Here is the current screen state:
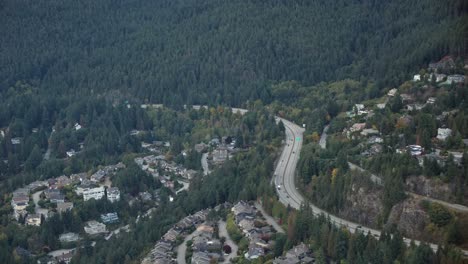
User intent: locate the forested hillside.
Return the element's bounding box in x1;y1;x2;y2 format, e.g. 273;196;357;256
1;0;466;105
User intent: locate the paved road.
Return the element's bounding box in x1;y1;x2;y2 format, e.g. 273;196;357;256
347;162;468;213
176;230;200;264
409;192;468;213
273;119;446;252
347;162;384;186
319;125;329;149
188;105;465;254
218;221;238;263
254;202;284;234
201;153;210;176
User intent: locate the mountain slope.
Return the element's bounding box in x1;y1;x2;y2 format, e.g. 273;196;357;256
0;0;466;105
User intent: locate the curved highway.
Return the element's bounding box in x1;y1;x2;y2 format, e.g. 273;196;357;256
273;118;443;252
189;105;459;253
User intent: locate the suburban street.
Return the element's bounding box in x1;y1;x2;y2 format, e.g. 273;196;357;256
176;229;200;264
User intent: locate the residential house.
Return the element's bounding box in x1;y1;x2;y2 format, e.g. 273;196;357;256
59;232;81;243
139;191;152;201
45;189;65;203
83;186;105;201
413;74;421;81
191;251;212;264
238;219;256;234
400;93;414;103
70;172;87;184
57;202;73;213
56;175;72;188
163;228;181;242
274;242;314;264
11;137;21;145
90;170;106;183
407;145;423;156
353;104;368;116
107;187;120;202
66;149;76;157
437;128;452;141
192;234;210;252
406;103;425;111
232;201;255;223
213;147;228;165
427;97;436;104
350;123;366;132
376;103;386;109
56;251;74;264
447;74;465;84
74;123;82;130
387;88;397;97
245;243;265;260
101;212;119;224
84;220;107;235
26;214;41;226
11;195;29;213
429;73;446;82
75;180;95;195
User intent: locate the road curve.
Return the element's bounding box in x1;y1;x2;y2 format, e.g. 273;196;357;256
273;118;444;252
188;105;462;253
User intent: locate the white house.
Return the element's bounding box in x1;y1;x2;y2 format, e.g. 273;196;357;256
387;88;397;97
25;214;41;226
84;220;107;235
74;123;82;131
107;187;120;203
66;149;76;157
83;186;105;201
413;74;421;81
437;128;452;141
447;75;465;84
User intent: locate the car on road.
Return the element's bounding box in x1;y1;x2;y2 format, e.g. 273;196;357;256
277;185;281;190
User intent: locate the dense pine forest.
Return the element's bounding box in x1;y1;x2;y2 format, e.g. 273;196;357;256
1;0;467;106
1;0;468;263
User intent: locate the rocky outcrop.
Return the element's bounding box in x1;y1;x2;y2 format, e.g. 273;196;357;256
339;183;382;228
387;197;430;240
406;175;467;206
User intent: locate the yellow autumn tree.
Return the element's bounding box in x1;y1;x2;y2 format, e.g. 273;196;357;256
331;168;339;186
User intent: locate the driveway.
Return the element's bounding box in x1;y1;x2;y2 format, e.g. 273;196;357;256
254;202;284;233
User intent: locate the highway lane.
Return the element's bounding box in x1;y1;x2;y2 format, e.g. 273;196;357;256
273;119;444;252
188;105;453;253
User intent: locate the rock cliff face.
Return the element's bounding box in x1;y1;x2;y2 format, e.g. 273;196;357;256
387;197;430;240
406;175;468;206
339;183;382;229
